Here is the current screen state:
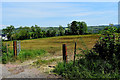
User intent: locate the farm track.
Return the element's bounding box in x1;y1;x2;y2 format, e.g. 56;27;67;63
1;52;63;79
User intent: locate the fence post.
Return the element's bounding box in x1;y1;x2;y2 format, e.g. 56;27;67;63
73;42;77;65
19;41;21;51
17;41;21;56
13;41;17;57
63;44;67;63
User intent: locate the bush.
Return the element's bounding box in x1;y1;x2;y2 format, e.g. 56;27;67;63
2;43;14;64
54;27;120;79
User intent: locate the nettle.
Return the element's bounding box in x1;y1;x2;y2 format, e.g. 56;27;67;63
93;27;120;60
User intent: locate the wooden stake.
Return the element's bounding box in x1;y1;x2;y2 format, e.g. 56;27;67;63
13;41;17;57
74;42;76;65
63;44;67;63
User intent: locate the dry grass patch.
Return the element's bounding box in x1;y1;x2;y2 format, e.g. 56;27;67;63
3;34;100;56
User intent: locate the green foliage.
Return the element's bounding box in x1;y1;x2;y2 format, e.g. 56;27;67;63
54;27;120;79
102;26;117;34
58;25;64;36
68;21;87;35
2;44;14;64
2;21;88;41
2;25;15;40
46;27;57;37
117;27;120;33
93;27;119;60
33;58;58;67
54;53;120;79
17;49;46;62
2;49;46;64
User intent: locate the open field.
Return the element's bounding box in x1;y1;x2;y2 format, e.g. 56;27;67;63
3;34;100;56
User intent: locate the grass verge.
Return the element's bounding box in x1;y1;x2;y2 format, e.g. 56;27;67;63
2;49;47;64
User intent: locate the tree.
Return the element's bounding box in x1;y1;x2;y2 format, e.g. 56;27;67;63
70;21;79;35
58;25;64;36
2;25;15;40
31;26;35;32
51;30;57;37
34;25;42;38
46;30;51;37
79;22;87;35
42;30;46;37
68;21;87;35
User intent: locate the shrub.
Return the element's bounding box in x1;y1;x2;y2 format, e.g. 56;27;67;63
54;27;120;79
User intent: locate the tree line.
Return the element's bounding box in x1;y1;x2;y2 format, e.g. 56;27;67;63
2;21;88;41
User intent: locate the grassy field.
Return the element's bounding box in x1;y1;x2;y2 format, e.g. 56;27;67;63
3;34;100;56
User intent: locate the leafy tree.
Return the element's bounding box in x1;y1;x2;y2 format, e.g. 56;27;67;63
34;25;42;38
79;22;87;34
70;21;79;35
42;30;46;37
19;29;30;40
51;29;57;37
31;26;35;32
46;30;51;37
2;25;15;40
46;27;57;37
58;25;64;36
68;21;87;35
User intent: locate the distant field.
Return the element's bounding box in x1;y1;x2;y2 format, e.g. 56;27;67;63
3;34;100;56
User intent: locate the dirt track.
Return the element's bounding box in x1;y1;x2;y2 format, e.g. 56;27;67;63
1;54;62;79
2;64;48;78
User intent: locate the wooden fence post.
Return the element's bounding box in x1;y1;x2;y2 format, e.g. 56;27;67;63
73;42;76;65
63;44;67;63
13;41;17;57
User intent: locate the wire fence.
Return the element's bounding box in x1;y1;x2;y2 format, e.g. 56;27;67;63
17;41;21;56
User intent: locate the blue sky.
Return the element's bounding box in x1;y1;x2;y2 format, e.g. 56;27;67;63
2;2;118;29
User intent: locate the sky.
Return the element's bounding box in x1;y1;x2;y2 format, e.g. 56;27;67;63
1;2;118;29
1;0;119;2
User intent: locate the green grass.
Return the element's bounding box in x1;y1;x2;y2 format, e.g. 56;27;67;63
0;56;2;63
33;58;60;66
2;49;46;64
17;49;46;62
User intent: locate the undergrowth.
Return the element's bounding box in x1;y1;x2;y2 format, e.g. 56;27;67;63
54;27;120;79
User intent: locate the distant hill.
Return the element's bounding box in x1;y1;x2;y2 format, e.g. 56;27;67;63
87;24;120;33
